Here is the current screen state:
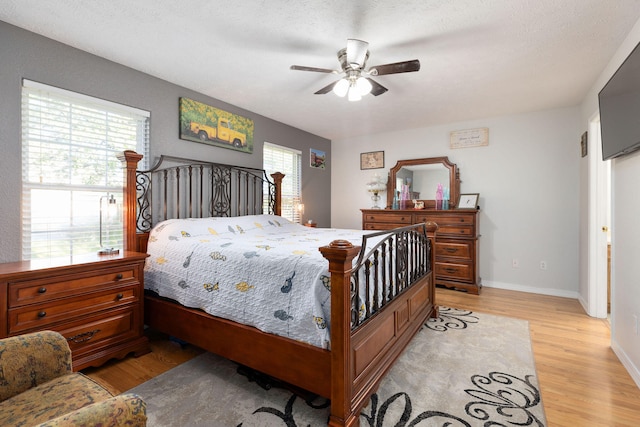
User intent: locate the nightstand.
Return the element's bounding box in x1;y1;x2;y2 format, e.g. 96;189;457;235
0;251;150;370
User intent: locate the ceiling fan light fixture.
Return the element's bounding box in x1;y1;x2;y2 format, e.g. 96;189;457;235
356;76;372;96
333;78;349;97
347;84;362;102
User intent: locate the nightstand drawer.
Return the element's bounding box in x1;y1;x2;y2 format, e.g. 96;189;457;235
435;261;473;282
8;285;138;334
435;241;472;260
8;266;137;308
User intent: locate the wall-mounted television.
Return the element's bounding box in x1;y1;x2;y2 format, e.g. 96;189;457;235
598;41;640;161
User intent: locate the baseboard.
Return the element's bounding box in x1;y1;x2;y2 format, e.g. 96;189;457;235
611;338;640;389
482;280;579;299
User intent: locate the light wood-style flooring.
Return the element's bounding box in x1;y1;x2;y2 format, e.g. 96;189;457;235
84;287;640;426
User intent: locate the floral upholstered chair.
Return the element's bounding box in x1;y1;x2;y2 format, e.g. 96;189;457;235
0;330;147;426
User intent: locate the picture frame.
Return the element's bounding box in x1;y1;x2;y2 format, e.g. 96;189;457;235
581;131;588;157
179;97;254;154
450;128;489;149
458;193;479;209
310;148;326;169
360;151;385;170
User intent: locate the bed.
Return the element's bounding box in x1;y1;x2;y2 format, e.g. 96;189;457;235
118;150;438;427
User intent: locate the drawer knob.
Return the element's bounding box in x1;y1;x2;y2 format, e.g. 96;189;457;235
37;287;47;294
37;311;46;318
116;293;124;300
444;267;458;273
444;248;457;254
115;273;123;280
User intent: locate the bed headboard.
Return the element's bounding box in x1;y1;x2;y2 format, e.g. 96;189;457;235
118;150;283;252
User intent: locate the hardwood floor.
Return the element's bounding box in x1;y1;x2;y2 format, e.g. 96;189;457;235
84;287;640;426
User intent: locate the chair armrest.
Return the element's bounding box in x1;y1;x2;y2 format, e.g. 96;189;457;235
0;330;72;402
36;393;147;427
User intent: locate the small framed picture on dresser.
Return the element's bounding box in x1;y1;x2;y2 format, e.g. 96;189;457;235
458;193;479;209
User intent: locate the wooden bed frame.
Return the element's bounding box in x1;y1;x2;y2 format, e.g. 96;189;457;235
119;150;437;427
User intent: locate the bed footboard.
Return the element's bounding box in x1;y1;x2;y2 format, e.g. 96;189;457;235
320;223;437;427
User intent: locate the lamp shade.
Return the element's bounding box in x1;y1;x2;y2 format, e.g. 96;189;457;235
355;77;372;96
333;79;349;97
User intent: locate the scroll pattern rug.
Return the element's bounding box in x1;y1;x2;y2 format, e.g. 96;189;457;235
129;308;546;426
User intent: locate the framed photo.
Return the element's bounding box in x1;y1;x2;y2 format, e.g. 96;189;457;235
458;193;479;209
310;148;326;169
581;131;588;157
360;151;384;170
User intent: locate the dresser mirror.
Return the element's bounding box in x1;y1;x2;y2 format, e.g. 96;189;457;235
386;157;460;209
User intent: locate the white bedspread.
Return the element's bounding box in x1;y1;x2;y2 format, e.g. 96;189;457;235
144;215;373;349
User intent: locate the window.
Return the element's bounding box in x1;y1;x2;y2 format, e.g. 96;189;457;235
263;142;302;223
21;80;149;259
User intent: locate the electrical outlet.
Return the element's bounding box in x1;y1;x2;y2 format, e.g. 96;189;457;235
540;261;547;270
512;259;519;268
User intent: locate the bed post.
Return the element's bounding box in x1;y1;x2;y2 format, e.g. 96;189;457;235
319;240;362;427
270;172;284;216
118;150;143;252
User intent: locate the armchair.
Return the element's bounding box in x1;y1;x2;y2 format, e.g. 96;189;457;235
0;330;146;426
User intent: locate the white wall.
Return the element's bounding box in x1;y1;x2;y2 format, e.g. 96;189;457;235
580;17;640;388
332;107;581;298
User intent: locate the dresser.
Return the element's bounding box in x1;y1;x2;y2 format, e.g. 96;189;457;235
0;251;150;370
362;208;481;294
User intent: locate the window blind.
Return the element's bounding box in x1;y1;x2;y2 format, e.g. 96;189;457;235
263;142;302;223
21;80;150;259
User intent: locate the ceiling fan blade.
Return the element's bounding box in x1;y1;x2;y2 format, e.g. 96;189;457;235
314;80;339;95
346;39;369;68
290;65;338;74
367;78;388;96
368;59;420;76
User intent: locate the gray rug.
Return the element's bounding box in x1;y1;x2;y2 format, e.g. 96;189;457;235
129;308;546;426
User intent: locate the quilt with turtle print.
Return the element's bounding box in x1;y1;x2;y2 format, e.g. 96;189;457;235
144;214;384;349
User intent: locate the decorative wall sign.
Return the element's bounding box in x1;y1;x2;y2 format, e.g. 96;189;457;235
360;151;385;170
179;97;254;153
310;148;326;169
450;128;489;149
581;131;588;157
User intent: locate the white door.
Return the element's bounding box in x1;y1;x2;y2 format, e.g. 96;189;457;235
588;116;610;318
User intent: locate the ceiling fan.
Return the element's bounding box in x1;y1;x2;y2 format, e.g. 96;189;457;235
290;39;420;101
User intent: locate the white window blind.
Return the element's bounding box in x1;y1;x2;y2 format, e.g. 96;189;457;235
21;80;150;259
263;142;302;223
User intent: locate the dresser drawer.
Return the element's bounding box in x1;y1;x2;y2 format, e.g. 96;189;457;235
8;285;138;334
434;224;474;236
416;213;474;226
435;241;472;260
364;222;408;231
59;307;138;354
8;266;137;308
363;213;412;224
435;261;473;282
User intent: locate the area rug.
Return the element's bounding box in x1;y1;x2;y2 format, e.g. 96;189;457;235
129;308;546;426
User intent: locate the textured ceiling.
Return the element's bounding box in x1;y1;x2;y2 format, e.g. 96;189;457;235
1;0;639;140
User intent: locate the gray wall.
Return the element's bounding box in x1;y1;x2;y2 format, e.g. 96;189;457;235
0;21;331;263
